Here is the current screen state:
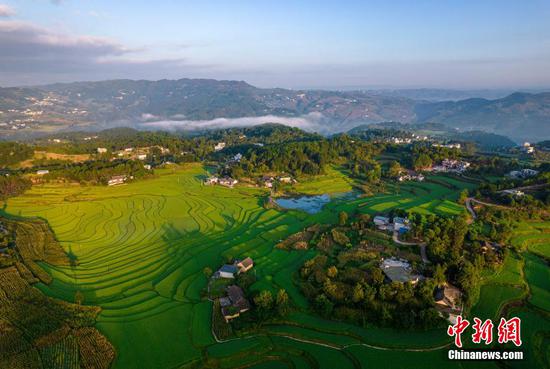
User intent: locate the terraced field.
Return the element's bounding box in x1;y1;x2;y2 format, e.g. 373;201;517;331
3;164;500;369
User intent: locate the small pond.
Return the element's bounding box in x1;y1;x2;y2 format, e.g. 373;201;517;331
274;191;358;214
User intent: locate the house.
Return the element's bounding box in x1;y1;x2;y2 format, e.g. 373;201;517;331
380;257;423;284
221;285;250;322
232;153;243;162
508;169;539;179
217;264;238;279
373;216;391;230
214;142;226;151
522;142;535;154
392;217;410;233
204;176;219;185
97;147;107;154
278;176;293;183
137;154;147;160
36;170;49;175
144;165;152;170
236;257;254;273
108;175;127;186
434;284;462;313
218;177;238;187
124;148;134;152
261;175;274;188
398;170;424;182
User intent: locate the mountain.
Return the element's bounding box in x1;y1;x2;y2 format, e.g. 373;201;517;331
0;78;548;142
415;92;550;142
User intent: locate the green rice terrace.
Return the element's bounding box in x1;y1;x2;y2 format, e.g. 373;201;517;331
2;163;548;369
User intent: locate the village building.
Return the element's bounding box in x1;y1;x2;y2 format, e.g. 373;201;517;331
236;257;254;273
277;176;293;183
392;217;411;233
36;170;49;175
204;176;219;185
373;215;391;230
221;285;250;322
218;177;238;187
508;168;539;179
232;153;243;162
261;175;274;188
214;142;226;151
108;175;127;186
432;159;470;173
380;257;423;284
144;165;152;170
137;154;147;160
398;170;424;182
217;264;238;279
97;147;107;154
434;284;463;323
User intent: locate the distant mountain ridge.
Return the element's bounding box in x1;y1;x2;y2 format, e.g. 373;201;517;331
0;78;548;142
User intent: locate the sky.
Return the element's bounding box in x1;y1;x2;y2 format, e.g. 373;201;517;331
0;0;549;89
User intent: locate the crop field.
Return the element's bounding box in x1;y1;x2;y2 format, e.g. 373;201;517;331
470;222;550;368
3;164;513;368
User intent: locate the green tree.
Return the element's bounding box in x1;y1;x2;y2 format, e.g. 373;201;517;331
413;154;433;171
276;289;290;316
338;211;348;226
388;161;402;178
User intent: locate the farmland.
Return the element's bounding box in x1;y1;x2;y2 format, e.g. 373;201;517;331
2;163;546;369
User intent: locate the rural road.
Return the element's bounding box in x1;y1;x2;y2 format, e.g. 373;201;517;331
465;197;509;222
392;231;429;264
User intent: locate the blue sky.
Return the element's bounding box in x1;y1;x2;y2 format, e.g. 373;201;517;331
0;0;549;88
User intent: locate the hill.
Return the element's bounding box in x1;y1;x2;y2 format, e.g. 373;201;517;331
0;79;549;142
415;92;550;142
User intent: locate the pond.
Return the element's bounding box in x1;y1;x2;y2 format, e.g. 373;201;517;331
274;191;358;214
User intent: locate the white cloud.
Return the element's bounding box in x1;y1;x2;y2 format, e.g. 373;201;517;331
0;4;15;17
140;112;327;132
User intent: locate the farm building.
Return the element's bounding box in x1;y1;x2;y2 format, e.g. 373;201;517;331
380;257;423;284
434;284;463;323
218;177;238;187
392;217;411;233
236;257;254;273
221;285;250;322
278;176;293;183
214;142;226;151
373;216;391;230
108;175;127;186
204;176;219;185
508;169;539;179
217;264;238;279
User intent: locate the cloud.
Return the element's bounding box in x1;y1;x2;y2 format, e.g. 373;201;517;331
139;112;327;132
0;4;15;17
0;20;214;86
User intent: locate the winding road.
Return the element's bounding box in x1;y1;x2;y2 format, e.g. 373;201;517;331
392;231;430;264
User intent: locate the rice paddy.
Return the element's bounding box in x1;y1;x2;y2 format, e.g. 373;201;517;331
3;163;543;369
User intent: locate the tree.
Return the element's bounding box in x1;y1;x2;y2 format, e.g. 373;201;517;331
254;290;273;310
203;267;213;278
338;211;348;226
433;264;446;287
458;189;469;204
327;266;338;278
413;154;433;171
314;294;333;317
388;161;402;178
276;289;290;316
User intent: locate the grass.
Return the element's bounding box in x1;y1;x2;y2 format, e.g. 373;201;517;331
4;164;523;369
